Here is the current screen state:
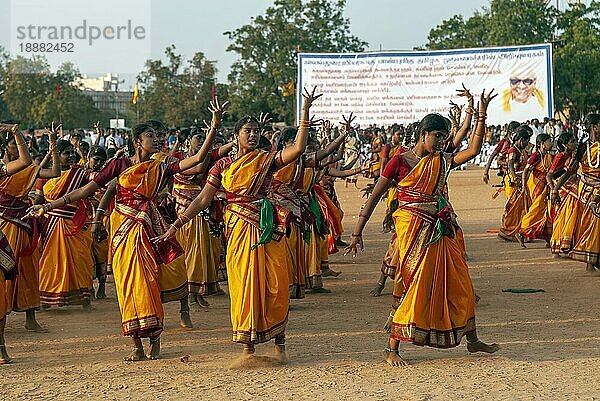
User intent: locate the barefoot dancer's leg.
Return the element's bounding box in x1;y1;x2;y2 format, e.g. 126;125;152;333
148;335;160;360
124;337;146;361
274;334;288;364
197;294;210;307
0;316;11;364
25;309;47;333
242;344;255;355
96;262;107;299
179;298;193;328
384;338;407;367
370;273;387;297
466;331;500;354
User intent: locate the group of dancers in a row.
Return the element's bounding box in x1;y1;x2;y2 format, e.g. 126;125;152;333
0;84;504;367
0;88;371;364
483;116;600;273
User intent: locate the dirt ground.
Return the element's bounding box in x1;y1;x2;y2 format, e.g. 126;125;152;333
3;167;600;400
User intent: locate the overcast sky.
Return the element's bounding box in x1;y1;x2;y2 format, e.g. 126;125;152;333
0;0;583;89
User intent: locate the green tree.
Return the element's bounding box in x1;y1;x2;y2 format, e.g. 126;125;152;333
554;1;600;117
133;46;218;127
225;0;367;124
33;62;101;128
486;0;555;46
0;47;10;121
425;0;554;50
426;13;490;50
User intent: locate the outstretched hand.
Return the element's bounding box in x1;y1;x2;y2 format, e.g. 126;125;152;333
23;204;46;220
208;97;230;128
151;225;177;245
479;89;497;113
340;112;356;134
344;234;364;257
302;86;323;110
456;83;473;101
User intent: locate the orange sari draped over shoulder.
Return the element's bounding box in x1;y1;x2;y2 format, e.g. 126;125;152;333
520;151;553;240
0;165;41;311
39;166;93;306
550;152;580;255
390;153;476;348
208;150;289;344
571;143;600;265
110;159;183;337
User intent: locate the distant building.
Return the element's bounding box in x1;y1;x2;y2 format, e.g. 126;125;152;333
76;73;133;117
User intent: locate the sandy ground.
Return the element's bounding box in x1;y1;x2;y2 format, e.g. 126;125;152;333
3;167;600;401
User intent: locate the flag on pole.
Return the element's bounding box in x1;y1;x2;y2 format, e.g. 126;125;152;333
132;82;139;105
55;83;61;98
281;79;295;97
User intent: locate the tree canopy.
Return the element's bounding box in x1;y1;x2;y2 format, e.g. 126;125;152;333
424;0;600;117
224;0;367;124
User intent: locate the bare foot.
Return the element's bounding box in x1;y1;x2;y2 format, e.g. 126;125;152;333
25;320;49;333
515;233;527;248
385;349;408;367
274;345;288;364
475;294;481;304
467;340;500;354
124;348;146;362
0;345;12;364
242;345;255;356
180;312;194;328
148;338;160;360
197;295;210;307
370;282;385;297
322;268;341;278
82;300;93;311
96;284;107;299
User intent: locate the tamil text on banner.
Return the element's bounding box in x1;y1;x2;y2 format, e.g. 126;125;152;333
297;44;553;126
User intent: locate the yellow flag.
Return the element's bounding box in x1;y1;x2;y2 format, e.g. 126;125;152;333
281;79;295;97
132;82;139;105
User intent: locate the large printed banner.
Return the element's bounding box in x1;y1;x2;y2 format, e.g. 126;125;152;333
297;44;553;126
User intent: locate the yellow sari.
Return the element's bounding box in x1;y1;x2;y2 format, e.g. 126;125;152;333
520;152;553;240
571;143;600;265
390;153;476;348
173;173;222;296
150;152;189;303
110;159;183;337
208;150;289;344
549;152;580;255
499;148;530;240
39;167;93;306
273;159;306;299
0;165;41;311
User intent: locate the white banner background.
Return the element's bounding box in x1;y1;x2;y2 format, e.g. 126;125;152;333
297;44;553;126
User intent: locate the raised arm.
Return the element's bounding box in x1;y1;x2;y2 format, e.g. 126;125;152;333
452;89;497;167
0;123;33;175
178;97;229;172
38;127;61;179
452;85;474;148
278;87;322;166
93;122;102;146
344;176;394;257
